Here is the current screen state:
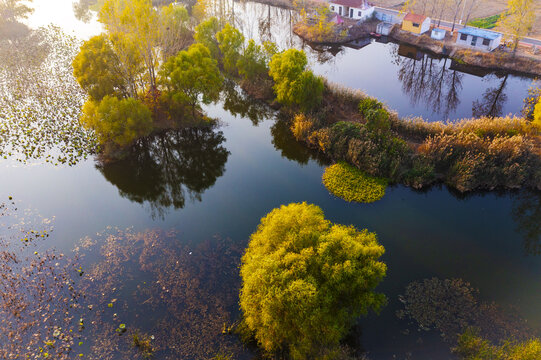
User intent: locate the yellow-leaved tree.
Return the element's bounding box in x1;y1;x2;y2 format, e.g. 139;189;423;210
533;97;541;128
498;0;536;54
239;202;387;359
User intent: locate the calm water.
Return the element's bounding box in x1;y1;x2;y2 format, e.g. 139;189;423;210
1;1;540;359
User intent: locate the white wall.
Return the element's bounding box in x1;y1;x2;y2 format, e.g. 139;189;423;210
456;33;502;51
420;17;431;34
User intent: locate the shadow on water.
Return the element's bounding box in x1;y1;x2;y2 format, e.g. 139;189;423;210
97;127;230;219
512;190;541;256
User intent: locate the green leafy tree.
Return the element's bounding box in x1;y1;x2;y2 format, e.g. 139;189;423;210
269;49;324;111
215;23;244;75
194;17;223;60
159;43;223;116
269;49;307;102
239;202;387;359
291;70;324;112
498;0;536;54
72;34;127;101
237;39;277;81
81;96;153;148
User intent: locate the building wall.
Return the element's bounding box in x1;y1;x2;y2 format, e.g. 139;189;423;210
329;4;344;17
455;33;502;51
402;18;430;34
330;4;374;19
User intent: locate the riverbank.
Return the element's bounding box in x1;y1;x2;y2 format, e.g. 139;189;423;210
388;27;541;77
237;67;541;193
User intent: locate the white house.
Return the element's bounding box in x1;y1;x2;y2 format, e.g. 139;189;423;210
329;0;375;21
431;28;446;40
455;27;502;52
376;22;393;36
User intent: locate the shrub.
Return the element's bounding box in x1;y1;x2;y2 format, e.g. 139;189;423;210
534;99;541;128
358;97;383;117
80;96;153;149
239;202;386;359
291;113;314;141
323;162;388;203
365;108;391;132
455;328;541;360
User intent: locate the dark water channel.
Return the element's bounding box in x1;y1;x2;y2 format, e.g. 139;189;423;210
1;2;540;359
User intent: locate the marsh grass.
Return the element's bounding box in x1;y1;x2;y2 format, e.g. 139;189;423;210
323;162;388;203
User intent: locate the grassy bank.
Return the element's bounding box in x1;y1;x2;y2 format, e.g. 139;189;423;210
242;74;541;193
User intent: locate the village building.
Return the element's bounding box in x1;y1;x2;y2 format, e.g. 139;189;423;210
401;13;431;35
455;27;502;52
431;28;446;40
328;0;375;21
376;22;393;36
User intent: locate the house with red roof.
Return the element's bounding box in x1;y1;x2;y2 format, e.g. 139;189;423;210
328;0;375;21
402;13;431;35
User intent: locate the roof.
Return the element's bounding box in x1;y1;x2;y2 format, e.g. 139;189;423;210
458;27;502;40
404;13;428;23
432;28;446;33
330;0;373;10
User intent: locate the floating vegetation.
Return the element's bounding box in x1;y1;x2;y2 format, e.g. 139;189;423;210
75;228;250;359
397;278;535;344
0;25;98;166
322;162;387;203
0;199;84;359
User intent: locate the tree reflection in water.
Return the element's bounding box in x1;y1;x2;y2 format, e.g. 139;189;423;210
98;126;229;219
271;119;331;167
222;80;275;126
512;190;541;256
395;44;463;119
472;74;509;118
76;228;250;360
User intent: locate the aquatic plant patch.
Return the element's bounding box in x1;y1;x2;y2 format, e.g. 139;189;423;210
322;162;388;203
0;26;97;166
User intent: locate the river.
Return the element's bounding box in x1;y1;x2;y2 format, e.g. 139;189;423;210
0;1;540;359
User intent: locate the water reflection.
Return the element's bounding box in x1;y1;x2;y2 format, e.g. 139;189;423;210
98;127;229;219
270;119;331;167
512;190;541;256
395;44;463;120
472;74;509;118
221;80;275;126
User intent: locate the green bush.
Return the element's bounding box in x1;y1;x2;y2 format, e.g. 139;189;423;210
455;327;541;360
239;202;386;359
365;108;391;132
322;162;388;203
358;97;383;117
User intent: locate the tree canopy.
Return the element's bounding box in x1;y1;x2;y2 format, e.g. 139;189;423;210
498;0;536;52
80;96;153;149
268;49;324;111
239;202;387;359
216;23;244;75
72;34;127;101
159;43;222;115
533;98;541;128
194;17;223;60
236;39;277;81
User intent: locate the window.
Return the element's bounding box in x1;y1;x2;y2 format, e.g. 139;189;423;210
412;22;420;27
482;38;490;46
358;11;362;16
330;5;334;10
460;33;468;41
